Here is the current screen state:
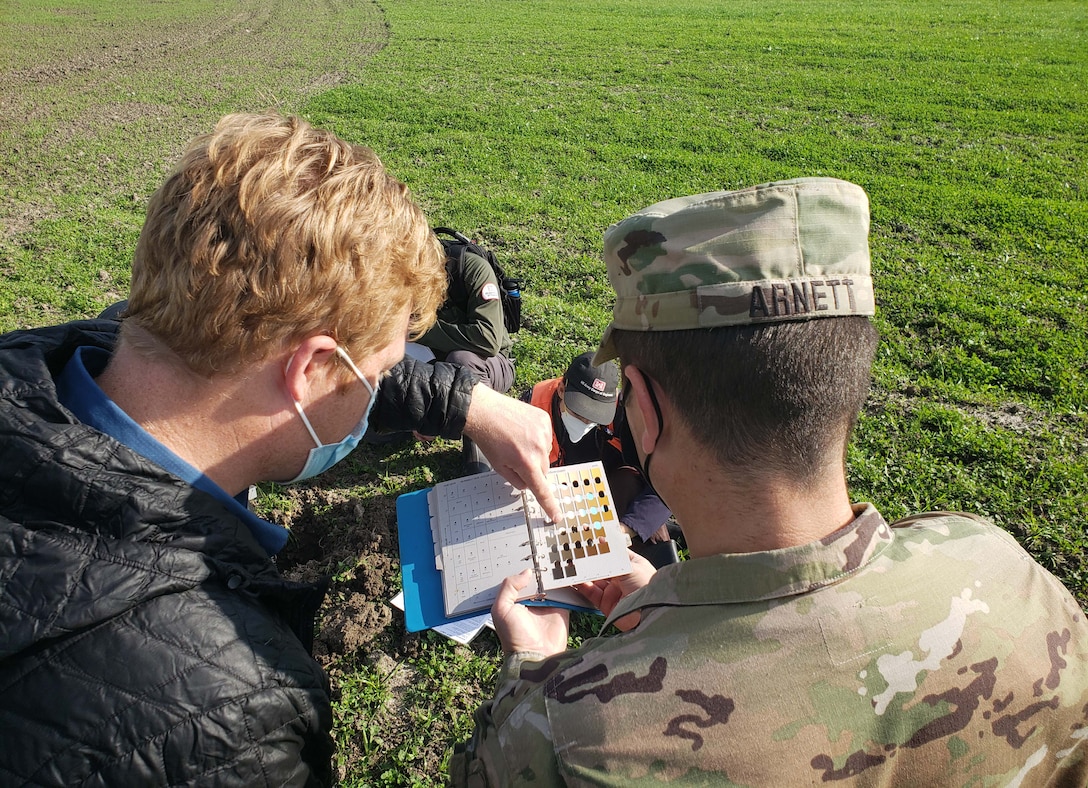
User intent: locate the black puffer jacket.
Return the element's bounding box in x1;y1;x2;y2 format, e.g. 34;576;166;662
0;321;475;786
373;353;476;439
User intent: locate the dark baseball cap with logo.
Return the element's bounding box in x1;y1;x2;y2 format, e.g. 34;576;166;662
563;352;620;426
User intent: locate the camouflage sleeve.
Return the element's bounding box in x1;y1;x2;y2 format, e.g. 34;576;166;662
418;252;507;358
449;651;571;786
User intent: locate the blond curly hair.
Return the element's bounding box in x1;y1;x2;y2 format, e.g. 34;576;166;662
123;112;445;376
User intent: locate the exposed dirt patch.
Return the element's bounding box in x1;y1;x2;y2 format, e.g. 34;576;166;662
266;438;467;781
868;387;1088;454
277;485;403;658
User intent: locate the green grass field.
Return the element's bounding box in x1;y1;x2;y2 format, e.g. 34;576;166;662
2;0;1086;783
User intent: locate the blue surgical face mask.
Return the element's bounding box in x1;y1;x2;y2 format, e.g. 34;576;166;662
283;346;379;484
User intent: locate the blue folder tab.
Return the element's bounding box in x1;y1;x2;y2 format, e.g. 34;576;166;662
397;487;465;632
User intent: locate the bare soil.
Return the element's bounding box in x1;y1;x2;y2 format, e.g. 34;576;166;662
272;440;470;781
271;463;420;662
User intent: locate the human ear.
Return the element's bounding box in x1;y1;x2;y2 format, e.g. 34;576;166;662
622;365;661;455
283;335;339;404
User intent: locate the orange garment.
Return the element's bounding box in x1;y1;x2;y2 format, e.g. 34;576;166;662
528;377;562;465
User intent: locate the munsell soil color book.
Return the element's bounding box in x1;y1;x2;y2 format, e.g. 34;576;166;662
397;461;630;631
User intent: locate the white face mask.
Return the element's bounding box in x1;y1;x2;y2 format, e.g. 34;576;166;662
283;346;378;484
561;409;596;443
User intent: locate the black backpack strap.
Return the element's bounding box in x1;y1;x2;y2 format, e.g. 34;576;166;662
434;227;470;304
434;226;471;245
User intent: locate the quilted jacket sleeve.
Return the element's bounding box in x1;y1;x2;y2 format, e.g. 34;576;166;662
370;357;477;439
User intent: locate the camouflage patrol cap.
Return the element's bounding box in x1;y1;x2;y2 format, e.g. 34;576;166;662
594;177;875;363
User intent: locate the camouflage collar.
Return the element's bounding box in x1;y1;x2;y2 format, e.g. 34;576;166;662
605;504;893;628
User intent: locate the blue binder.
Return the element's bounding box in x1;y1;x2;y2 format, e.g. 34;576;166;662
396;487;599;633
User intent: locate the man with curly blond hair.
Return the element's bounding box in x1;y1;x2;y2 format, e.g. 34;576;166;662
0;112;559;786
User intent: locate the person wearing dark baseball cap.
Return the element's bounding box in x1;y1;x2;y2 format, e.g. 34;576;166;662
453;177;1088;785
521;351;677;561
561;351;620;432
522;352;618;461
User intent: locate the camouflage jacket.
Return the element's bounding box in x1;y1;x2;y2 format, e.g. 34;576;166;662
449;505;1088;786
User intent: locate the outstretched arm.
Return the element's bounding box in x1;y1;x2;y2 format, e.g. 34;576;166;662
371;361;562;523
370;357;475;438
461;383;562;524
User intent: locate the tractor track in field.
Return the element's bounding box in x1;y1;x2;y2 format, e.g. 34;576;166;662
0;0;389;239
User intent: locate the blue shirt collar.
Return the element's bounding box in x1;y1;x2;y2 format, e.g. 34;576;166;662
55;346;289;556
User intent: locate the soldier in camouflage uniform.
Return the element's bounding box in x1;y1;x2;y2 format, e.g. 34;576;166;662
449;178;1088;786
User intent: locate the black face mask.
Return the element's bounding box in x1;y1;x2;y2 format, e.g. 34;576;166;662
618;373;664;492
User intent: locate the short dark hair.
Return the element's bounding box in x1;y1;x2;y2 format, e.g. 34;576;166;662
611;317;878;484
